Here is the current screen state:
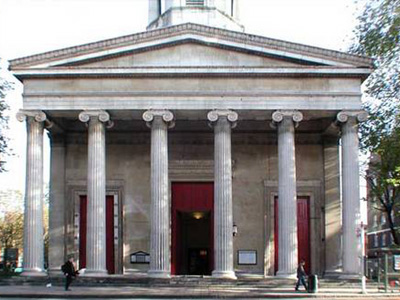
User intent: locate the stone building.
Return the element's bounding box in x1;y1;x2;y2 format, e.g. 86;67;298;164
366;155;399;257
9;0;372;279
367;205;398;256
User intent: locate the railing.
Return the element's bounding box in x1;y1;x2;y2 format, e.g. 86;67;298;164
366;253;400;293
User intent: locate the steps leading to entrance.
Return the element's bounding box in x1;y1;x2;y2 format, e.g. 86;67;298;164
0;275;378;289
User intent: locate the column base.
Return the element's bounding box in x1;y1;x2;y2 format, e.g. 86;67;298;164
212;270;237;280
48;268;65;276
82;269;109;277
275;270;297;279
148;269;171;278
20;268;47;277
324;268;343;279
339;273;362;280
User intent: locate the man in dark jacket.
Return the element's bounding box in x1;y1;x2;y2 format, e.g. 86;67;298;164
295;260;308;291
62;256;78;291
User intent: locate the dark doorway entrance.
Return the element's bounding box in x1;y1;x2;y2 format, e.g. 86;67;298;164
274;196;311;274
79;195;115;274
171;183;214;275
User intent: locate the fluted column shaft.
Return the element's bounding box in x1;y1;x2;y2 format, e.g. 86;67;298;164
272;110;303;278
143;110;174;278
16;110;48;276
337;111;367;277
208;110;238;279
79;110;111;276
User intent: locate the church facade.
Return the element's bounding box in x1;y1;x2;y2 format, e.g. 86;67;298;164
10;0;372;279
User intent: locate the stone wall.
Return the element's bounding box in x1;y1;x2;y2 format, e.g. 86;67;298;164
61;131;331;275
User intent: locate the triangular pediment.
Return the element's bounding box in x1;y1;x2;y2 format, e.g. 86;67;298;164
10;23;373;70
74;42;303;68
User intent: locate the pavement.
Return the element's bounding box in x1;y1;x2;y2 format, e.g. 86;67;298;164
0;284;400;299
1;275;400;299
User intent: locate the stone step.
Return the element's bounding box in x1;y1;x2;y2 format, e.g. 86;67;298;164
0;275;382;289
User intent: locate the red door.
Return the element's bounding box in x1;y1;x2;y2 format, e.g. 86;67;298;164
171;182;214;275
274;196;310;274
79;195;115;274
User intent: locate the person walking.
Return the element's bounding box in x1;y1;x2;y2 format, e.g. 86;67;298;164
295;259;308;291
61;256;79;291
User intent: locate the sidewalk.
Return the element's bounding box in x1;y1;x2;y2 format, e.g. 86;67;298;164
0;284;399;299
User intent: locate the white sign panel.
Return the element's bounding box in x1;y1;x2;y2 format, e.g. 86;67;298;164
238;250;257;265
393;255;400;271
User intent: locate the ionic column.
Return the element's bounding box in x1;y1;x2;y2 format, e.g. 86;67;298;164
16;110;50;276
207;109;238;280
271;110;303;278
337;111;368;277
79;110;112;276
143;110;174;278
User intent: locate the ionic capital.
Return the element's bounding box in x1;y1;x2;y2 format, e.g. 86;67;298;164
142;110;175;128
336;110;368;124
271;110;303;128
16;110;52;128
79;110;113;128
207;109;238;128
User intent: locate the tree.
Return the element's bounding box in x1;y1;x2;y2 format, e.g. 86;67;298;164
351;0;400;245
0;211;24;250
0;61;14;173
0;211;23;272
366;129;400;246
43;185;49;269
0;189;24;271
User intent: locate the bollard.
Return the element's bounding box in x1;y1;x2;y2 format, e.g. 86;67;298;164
377;258;381;284
384;254;388;293
308;274;318;293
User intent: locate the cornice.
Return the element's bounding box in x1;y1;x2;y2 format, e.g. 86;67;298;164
9;23;373;69
12;66;372;80
23;90;362;98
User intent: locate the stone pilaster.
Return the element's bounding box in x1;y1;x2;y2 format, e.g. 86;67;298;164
337;110;368;278
79;110;112;276
271;110;303;278
143;110;174;278
323;137;343;277
48;133;66;274
207;109;238;280
16;110;50;276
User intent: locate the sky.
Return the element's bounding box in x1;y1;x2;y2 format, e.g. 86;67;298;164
0;0;364;192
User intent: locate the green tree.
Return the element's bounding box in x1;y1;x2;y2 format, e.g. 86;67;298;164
0;211;24;272
366;130;400;246
43;185;49;269
0;60;14;173
351;0;400;245
0;189;24;271
0;211;24;250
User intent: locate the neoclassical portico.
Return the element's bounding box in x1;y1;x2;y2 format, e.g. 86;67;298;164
16;107;368;278
11;0;372;279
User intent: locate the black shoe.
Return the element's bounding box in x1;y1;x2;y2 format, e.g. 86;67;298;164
295;287;299;291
